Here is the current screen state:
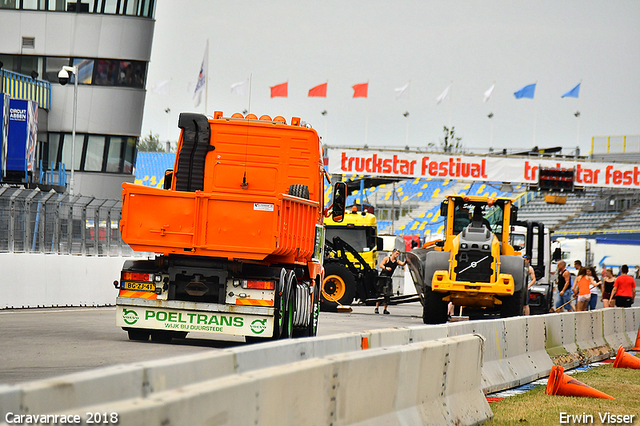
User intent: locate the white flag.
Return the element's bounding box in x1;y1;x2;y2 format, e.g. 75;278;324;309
151;80;171;95
394;82;410;100
193;41;208;107
436;85;450;104
483;84;495;103
231;80;248;96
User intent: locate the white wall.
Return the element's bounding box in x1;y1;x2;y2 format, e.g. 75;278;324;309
0;253;129;309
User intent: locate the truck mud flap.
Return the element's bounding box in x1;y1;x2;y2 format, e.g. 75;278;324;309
176;113;212;192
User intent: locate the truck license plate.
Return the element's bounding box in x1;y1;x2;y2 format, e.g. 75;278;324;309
124;282;155;291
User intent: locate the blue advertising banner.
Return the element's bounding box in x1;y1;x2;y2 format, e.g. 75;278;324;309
7;98;38;175
0;94;8;177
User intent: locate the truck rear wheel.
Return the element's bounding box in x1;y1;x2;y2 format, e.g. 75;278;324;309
422;287;449;324
321;263;356;311
126;329;151;341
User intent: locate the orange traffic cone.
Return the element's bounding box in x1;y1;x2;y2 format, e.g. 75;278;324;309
546;365;615;400
631;324;640;351
613;345;640;369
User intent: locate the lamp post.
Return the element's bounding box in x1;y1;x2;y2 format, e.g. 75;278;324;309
58;65;78;195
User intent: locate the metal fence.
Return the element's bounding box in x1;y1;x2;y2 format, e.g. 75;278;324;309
0;186;134;256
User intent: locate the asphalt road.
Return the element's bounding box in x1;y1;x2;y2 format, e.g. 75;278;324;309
0;303;424;385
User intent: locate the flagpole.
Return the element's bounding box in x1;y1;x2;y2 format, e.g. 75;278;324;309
204;39;209;115
405;114;409;146
365;81;369;145
448;81;453;130
533;98;538;147
489;118;494;153
247;74;252;114
576;79;582;155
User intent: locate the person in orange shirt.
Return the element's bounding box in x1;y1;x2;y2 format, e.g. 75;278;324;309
609;264;636;308
573;267;596;311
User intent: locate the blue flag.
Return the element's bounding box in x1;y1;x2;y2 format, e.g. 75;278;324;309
514;83;536;99
561;83;581;98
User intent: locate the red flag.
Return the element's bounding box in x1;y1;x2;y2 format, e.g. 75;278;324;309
308;82;327;97
270;82;288;98
352;82;368;98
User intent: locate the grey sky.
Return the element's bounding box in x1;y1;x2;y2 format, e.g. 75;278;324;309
141;1;640;155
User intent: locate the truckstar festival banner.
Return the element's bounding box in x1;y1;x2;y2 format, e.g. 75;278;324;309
328;148;640;189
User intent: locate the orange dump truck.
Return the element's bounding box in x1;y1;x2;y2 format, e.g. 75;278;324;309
115;111;339;342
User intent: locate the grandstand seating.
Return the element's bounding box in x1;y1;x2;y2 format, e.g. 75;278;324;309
134;152;175;188
613;206;640;230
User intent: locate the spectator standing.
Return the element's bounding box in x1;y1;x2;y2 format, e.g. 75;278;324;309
588;266;602;310
555;261;573;312
609;264;636;308
601;268;616;308
523;255;536;316
573;267;596;311
375;249;405;314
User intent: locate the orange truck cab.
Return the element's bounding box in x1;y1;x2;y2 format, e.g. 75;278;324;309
115;111;335;342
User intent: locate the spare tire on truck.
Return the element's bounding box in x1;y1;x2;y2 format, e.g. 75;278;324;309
321;262;356;311
288;184;309;199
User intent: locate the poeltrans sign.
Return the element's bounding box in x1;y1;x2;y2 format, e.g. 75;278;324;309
328;148;640;189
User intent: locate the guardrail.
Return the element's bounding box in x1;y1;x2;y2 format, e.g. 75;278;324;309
1;307;638;425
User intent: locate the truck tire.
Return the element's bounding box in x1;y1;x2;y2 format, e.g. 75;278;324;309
293;277;320;337
288;184;309;199
422;286;449;324
321;263;356;311
126;328;151;341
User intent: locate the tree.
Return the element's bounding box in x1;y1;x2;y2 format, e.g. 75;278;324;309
138;131;166;152
427;126;464;153
441;126;463;153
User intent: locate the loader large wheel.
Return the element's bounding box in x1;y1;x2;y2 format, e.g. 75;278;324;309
499;255;527;318
321;263;356;311
500;287;526;318
422;287;449;324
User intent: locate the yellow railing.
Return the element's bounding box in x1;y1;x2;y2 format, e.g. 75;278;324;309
554;228;640;236
591;135;640;154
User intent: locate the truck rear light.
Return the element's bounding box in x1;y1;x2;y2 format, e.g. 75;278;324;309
122;272;153;282
243;280;275;290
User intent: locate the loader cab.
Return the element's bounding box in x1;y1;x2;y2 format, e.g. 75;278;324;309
441;195;518;255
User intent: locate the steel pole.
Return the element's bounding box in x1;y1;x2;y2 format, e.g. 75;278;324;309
70;67;78;195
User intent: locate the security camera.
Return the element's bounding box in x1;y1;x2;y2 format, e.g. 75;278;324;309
58;68;70;86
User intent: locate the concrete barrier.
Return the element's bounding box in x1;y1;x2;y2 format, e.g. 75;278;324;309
4;306;640;423
575;311;610;362
0;254;131;309
624;307;640;345
25;335;492;426
543;312;581;368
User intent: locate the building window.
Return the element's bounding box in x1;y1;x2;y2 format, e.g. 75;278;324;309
45;57;70;81
60;133;84;172
0;0;154;16
0;55;146;89
48;133;60;166
49;132;136;174
84;135;106;171
72;58;94;84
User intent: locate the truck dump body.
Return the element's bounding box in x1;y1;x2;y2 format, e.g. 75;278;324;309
121;113;322;264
